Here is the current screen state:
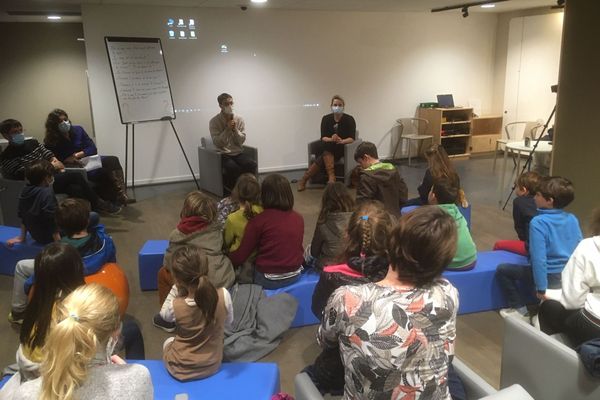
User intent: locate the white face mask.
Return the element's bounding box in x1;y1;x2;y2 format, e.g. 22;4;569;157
58;120;71;134
331;106;344;114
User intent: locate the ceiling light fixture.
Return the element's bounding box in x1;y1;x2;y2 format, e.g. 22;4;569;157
250;0;268;3
47;15;62;20
481;4;496;8
432;0;508;14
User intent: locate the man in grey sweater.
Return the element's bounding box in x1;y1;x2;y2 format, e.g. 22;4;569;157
209;93;257;194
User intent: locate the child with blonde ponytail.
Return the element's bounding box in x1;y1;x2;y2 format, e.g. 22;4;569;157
160;245;233;381
14;284;152;400
305;200;392;395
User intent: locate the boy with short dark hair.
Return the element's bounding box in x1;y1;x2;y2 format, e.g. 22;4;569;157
7;160;60;247
496;176;582;321
9;198;116;324
354;141;408;218
493;171;541;255
513;171;541;243
428;177;477;270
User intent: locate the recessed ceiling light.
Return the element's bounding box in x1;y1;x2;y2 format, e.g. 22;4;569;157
47;15;62;20
251;0;268;3
481;4;496;8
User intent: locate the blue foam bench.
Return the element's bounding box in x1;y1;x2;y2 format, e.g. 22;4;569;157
401;204;472;230
0;225;45;276
0;374;11;389
138;240;169;291
264;269;320;328
442;250;535;314
131;360;280;400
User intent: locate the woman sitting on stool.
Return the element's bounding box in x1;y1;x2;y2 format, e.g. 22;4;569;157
298;95;356;191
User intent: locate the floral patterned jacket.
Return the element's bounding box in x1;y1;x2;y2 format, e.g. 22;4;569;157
317;279;459;400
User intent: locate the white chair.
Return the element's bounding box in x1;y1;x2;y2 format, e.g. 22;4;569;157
392;118;432;167
493;121;543;172
500;314;600;400
294;358;528;400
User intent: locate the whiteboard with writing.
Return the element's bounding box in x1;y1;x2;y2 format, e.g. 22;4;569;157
105;37;175;124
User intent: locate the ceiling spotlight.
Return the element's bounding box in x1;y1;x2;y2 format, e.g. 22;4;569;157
462;6;469;17
481;4;495;8
251;0;268;3
47;15;62;20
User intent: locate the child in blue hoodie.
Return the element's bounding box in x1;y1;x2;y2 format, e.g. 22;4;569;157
496;176;582;321
9;198;115;324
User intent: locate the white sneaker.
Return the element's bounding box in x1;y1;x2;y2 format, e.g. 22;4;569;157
531;314;540;330
499;308;531;324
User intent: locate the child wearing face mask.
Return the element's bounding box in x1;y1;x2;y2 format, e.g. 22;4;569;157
7;159;60;247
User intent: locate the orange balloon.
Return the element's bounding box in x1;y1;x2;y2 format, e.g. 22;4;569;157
85;263;130;318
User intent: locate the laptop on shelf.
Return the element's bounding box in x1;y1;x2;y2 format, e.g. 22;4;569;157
437;94;455;108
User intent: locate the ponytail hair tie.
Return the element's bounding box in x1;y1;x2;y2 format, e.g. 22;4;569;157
69;312;79;322
360;215;369;221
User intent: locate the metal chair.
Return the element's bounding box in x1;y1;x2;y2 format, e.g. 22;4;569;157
493;121;543;171
307;129;361;187
197;136;258;197
392;118;432;167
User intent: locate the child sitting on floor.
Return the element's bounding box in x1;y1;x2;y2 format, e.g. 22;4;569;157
7;159;59;247
161;246;233;381
154;191;235;332
428;177;477;270
223;173;263;283
228;174;304;289
305;182;355;270
494;171;541;255
9;198;114;325
496;176;582;321
223;173;263;253
305;200;390;395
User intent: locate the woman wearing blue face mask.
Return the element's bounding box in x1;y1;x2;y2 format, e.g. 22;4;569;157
44;109;132;206
0;119;119;215
298;95;356;191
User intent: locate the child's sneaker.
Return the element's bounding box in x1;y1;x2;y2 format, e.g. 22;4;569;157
531;314;541;330
153;314;175;333
499;308;531;324
8;310;26;325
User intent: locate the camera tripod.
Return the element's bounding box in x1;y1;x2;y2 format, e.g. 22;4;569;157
501;104;556;211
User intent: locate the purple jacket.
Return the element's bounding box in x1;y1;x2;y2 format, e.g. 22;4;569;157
46;125;97;162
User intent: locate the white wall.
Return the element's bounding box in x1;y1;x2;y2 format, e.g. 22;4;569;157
82;5;498;185
503;12;563;137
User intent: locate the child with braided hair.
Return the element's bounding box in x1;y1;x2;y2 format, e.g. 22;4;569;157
304;200;392;395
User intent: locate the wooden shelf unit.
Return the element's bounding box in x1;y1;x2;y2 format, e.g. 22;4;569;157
470;115;503;153
418;107;473;158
